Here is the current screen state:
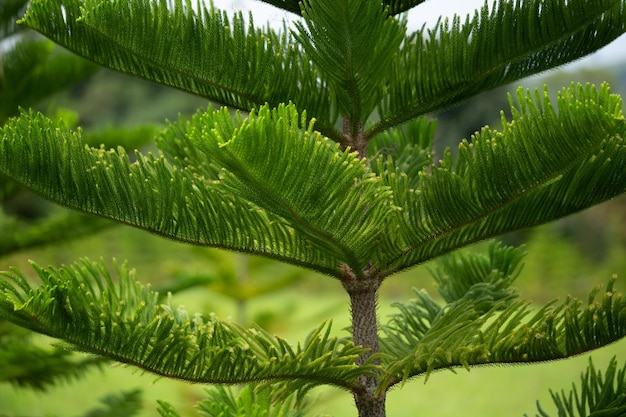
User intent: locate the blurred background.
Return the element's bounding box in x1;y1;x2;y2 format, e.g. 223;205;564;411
2;1;626;416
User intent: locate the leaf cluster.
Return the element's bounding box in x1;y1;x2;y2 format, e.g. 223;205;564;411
1;3;162;258
0;320;107;391
1;84;625;280
2;243;626;408
1;0;626;415
0;258;373;399
17;0;626;144
533;357;626;417
379;242;626;392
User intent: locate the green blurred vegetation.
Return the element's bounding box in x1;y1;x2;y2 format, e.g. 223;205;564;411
2;221;625;416
2;32;626;416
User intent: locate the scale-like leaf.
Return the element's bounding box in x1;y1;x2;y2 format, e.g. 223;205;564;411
372;0;626;136
381;83;626;275
0;259;372;395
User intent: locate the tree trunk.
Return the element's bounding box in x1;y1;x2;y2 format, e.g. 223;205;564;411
346;278;386;417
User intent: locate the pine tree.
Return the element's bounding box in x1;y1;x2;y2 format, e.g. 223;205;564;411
2;1;626;416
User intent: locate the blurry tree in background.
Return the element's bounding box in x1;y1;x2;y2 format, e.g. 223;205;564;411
1;2;174;412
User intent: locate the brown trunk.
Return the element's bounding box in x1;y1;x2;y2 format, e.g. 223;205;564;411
345;275;386;417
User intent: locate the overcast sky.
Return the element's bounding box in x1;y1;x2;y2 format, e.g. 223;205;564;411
216;0;626;69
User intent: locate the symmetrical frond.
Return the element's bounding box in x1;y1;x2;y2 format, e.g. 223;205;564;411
430;240;525;311
294;0;405;128
380;83;626;275
18;0;339;136
19;0;265;109
371;0;626;136
0;258;372;395
2;84;626;278
0;124;158;257
0;104;396;276
379;274;626;392
533;357;626;417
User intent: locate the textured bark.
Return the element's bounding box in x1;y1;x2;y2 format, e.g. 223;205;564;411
344;272;385;417
342;117;368;158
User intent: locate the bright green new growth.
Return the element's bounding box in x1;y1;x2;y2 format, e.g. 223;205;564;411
1;87;625;277
2;0;626;416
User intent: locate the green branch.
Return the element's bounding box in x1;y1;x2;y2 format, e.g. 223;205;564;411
0;259;374;397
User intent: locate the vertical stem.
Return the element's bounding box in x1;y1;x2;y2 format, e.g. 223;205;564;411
343;116;368;159
346;276;386;417
342;114;380;415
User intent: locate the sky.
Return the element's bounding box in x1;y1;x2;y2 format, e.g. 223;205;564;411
216;0;626;69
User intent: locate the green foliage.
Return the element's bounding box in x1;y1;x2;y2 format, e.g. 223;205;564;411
533;357;626;417
430;241;525;309
18;0;338;137
379;244;626;391
196;385;310;417
294;0;405;125
372;0;626;135
2;242;626;414
0;123;160;258
2;0;626;416
1;85;625;279
82;389;143;417
0;321;106;391
0;0;97;123
0;38;98;122
0;258;373;398
1;2;162;258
